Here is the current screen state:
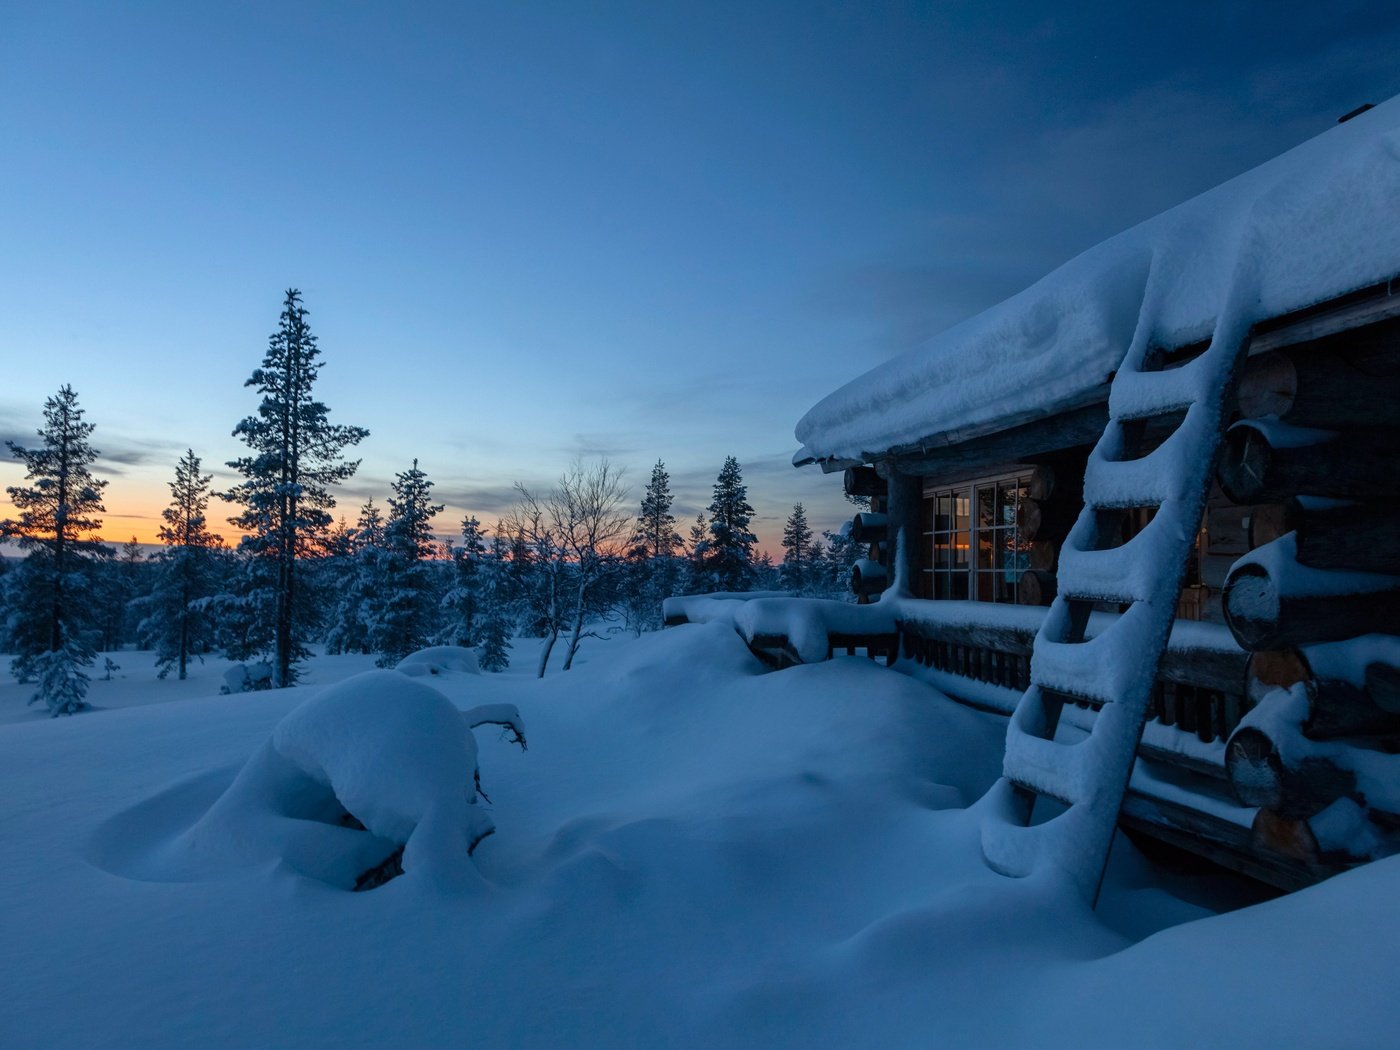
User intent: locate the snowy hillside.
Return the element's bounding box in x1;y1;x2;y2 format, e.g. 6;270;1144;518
2;627;1398;1048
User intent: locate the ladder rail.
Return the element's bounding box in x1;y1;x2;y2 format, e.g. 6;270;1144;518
980;255;1260;905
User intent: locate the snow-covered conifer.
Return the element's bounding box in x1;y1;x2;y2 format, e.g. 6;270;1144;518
819;527;862;600
1;385;112;714
684;512;709;593
138;450;224;679
323;500;387;656
780;502;815;594
371;460;444;667
221;289;368;687
703;456;757;592
439;515;488;646
476;526;514;672
623;460;683;633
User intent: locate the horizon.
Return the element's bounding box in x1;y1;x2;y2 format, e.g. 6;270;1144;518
4;3;1396;557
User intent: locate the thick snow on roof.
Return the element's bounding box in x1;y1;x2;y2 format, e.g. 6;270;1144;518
795;95;1400;466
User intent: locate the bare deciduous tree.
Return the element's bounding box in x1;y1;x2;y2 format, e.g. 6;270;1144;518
509;459;630;676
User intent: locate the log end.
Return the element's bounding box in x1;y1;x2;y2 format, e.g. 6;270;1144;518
1223;564;1280;651
1251;808;1321;863
1227;726;1284;810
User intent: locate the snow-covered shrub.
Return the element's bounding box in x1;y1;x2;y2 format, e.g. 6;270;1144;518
179;670;524;893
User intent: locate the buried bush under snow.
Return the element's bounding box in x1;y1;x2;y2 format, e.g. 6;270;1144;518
168;669;522;891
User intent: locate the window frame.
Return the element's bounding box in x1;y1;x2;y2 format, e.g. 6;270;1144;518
921;469;1033;603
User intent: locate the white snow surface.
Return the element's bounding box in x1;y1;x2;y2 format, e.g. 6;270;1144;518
795;94;1400;465
396;643;483;676
272;670;493;878
3;626;1399;1047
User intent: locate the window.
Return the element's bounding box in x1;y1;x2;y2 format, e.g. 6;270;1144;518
922;472;1032;603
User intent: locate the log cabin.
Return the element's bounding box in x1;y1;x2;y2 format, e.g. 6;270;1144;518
782;98;1400;893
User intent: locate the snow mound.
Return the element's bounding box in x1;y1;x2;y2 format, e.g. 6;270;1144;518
272;671;490;854
396;645;482;677
732;597;897;663
93;671;497;893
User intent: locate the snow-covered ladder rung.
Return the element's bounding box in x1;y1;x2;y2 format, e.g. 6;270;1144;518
981;301;1256;905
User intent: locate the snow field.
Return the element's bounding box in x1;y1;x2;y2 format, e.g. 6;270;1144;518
1;624;1398;1047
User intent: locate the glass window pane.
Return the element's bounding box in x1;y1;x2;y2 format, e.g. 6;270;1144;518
998;483;1021;528
977;485;995;530
949;572;970;600
976;572;995;602
952;531;970;570
954;493;970;531
977;524;994;571
934;535;951;569
995;574;1017;603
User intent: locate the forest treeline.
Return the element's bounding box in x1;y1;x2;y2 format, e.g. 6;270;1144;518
1;290;862;714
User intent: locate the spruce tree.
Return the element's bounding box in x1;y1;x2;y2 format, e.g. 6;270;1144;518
624;460;683;631
684;512;709;593
1;385;112;714
371;459;444;667
703;456;757;592
323;499;386;656
820;527;862;600
780;502;815;594
632;460;681;560
138;450;223;679
440;515;488;646
476;525;514;672
222;289;368;687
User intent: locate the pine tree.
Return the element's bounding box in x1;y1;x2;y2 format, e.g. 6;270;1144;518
476;525;514;672
222;289;368;687
632;460;681;560
622;460;683;633
323;500;386;656
1;385;112;714
751;550;781;590
371;459;444;667
820;527;862;600
684;512;709;593
440;515;488;646
780;502;815;594
138;450;223;679
703;456;757;592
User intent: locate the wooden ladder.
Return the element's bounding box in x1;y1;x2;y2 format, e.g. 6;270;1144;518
980;280;1257;905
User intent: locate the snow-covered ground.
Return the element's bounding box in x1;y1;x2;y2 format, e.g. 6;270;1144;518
2;627;1397;1048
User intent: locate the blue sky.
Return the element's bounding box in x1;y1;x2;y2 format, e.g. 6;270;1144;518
2;2;1396;552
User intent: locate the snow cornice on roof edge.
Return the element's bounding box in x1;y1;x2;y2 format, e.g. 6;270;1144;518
794;95;1400;468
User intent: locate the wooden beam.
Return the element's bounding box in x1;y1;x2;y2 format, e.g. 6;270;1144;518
1225;721;1358;818
843;466;884;498
890;402;1106;484
1223;560;1400;650
884;468;923;585
1217;420;1400;503
1119;790;1331;892
1236;327;1400;427
1246;277;1400;355
850;511;888;543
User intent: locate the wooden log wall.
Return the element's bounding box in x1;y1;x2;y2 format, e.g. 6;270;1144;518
1216;315;1400;861
844;466;888;601
883;467;922;593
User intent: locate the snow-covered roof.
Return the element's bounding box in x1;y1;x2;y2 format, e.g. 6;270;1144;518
795;95;1400;467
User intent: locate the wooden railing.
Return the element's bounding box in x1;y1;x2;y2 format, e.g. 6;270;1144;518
898;604;1250;744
